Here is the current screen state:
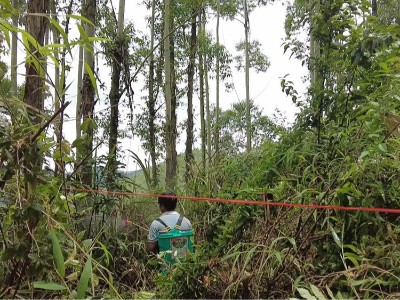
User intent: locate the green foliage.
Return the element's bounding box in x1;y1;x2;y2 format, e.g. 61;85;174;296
1;0;400;298
234;40;270;72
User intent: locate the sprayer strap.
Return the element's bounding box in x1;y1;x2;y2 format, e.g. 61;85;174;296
156;218;171;232
175;214;184;230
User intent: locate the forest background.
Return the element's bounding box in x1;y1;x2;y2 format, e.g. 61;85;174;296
0;0;400;298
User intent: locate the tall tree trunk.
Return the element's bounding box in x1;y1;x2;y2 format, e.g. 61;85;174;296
215;0;220;163
205;57;211;167
24;0;49;122
198;13;206;174
309;0;322;143
244;0;251;152
79;0;96;186
148;0;158;186
107;0;125;188
185;8;197;183
76;0;84;142
164;0;177;190
10;0;18;96
76;45;83;141
51;0;62;175
203;10;212;171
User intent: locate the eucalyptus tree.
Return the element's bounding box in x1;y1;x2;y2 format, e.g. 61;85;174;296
79;0;97;186
24;0;49;121
51;0;62;174
76;1;84;142
164;0;177;190
233;0;270;152
10;0;18;96
184;0;200;183
134;0;165;187
147;0;159;186
198;8;233;173
211;0;269;154
215;0;221;161
198;8;207;172
99;0;127;188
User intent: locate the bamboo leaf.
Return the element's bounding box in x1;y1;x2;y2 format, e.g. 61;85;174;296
77;23;89;43
0;20;11;47
50;229;65;278
33;281;67;291
0;0;13;11
76;254;92;299
128;150;152;189
84;62;98;98
330;226;342;248
47;17;71;55
326;286;335;299
67;14;94;26
297;287;317;300
310;284;326;300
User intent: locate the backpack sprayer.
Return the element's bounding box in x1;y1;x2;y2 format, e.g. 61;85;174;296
156;214;194;265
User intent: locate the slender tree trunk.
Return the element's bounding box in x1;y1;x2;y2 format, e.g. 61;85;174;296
309;0;322;143
24;0;49;122
10;0;18;96
79;0;96;186
76;0;84;142
76;45;83;140
204;61;211;168
215;0;220;163
185;8;197;183
107;0;125;188
244;0;251;152
164;0;177;190
198;13;206;173
203;10;211;170
51;0;62;175
148;0;158;186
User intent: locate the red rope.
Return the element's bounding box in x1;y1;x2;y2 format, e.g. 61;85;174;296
65;187;400;214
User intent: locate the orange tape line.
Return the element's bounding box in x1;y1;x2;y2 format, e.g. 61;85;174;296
64;187;400;214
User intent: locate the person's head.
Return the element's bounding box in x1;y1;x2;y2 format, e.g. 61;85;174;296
158;191;177;212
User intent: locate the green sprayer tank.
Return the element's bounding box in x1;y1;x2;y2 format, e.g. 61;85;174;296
158;228;194;264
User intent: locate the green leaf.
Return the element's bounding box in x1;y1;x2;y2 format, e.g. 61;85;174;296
76;254;92;299
330;226;342;248
378;143;387;153
344;252;360;267
0;0;13;11
67;14;94;27
326;286;335;299
77;23;89;43
310;284;326;300
0;20;11;47
297;287;317;300
135;291;156;299
47;17;70;54
358;150;369;160
50;229;65;278
33;281;67;291
83;62;98;98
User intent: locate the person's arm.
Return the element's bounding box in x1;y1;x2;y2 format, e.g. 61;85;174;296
148;241;157;254
148;221;158;254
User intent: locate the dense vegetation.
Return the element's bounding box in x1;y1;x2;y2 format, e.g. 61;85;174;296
1;0;400;298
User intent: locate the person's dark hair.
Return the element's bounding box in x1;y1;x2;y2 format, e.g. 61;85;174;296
158;191;177;211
